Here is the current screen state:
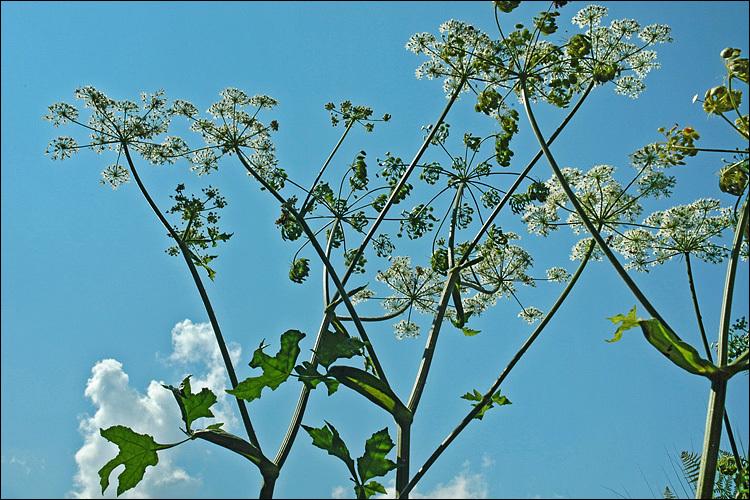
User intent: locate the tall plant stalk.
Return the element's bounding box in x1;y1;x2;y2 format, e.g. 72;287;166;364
121;144;262;449
400;238;598;497
520;78;677;338
685;254;742;469
696;196;749;498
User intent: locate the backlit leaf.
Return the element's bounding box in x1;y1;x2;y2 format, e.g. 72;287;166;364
605;305;640;343
461;389;512;420
302;421;357;479
329;365;413;424
227;330;305;401
357;428;398;484
163;375;217;432
314;319;367;368
98;426;171;496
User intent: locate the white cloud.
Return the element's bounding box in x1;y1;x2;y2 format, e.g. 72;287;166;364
331;485;349;499
374;462;489;499
70;319;242;498
166;319;241;432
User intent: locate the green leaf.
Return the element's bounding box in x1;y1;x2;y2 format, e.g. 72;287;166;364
98;425;172;496
362;481;387;499
227;330;305;401
328;365;413;424
293;360;340;395
302;421;357;480
191;428;271;471
461;389;512;420
357;428;398;484
163;375;217;432
639;318;720;377
495;0;521;13
315;319;367;368
462;327;481;336
449;283;473;328
605;305;640;343
606;306;721;378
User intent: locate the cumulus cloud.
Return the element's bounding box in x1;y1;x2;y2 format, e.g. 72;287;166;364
367;461;489;499
331;485;349;499
166;319;242;432
70;319;241;498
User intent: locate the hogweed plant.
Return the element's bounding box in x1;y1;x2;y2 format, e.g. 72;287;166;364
44;2;747;499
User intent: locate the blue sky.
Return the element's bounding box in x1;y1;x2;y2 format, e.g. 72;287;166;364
1;1;749;499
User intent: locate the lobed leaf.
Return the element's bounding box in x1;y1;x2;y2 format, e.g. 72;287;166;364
357;428;398;484
227;330;305;401
98;426;171;496
606;306;721;378
461;389;512;420
605;305;640;343
314;319;367;368
301;421;357;479
163;375;217;432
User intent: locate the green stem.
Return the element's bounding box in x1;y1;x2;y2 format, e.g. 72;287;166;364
400;238;597;498
234;147;390;386
685;254;713;360
685;253;743;468
696;195;749;498
395;421;411;499
259;474;277;500
337;74;470;290
406;267;463;414
458;80;596;266
519;79;678;338
274;219;342;468
301;121;355;214
121;144;261;450
274;312;335;468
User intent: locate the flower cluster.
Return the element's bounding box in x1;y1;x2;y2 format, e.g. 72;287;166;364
570;5;672;98
171;88;284;190
406;19;496;97
406;4;672;112
615;198;734;271
459;231;536;317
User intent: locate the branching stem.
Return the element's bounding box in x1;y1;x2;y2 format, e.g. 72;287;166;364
696;195;749;498
121;144;261;450
400;238;597;497
520;79;677;338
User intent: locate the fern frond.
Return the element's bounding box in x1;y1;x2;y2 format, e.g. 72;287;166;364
662;485;677;499
680;451;701;485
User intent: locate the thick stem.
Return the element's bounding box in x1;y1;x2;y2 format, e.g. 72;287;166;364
395;421;411;499
274;312;335;468
400;239;597;498
519;81;678;338
685;254;742;467
122;145;261;449
406;268;463;414
696;379;728;499
696;195;749;498
274;222;341;468
259;470;279;499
